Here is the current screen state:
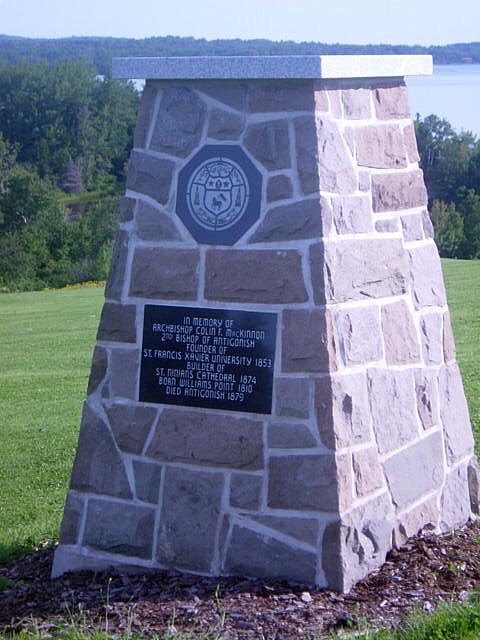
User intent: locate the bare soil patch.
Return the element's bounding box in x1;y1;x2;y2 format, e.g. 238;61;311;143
1;521;479;638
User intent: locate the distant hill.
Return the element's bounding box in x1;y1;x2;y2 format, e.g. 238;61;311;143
0;35;479;74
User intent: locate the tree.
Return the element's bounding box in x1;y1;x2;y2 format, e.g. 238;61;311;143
429;200;465;258
415;114;477;204
61;159;83;194
0;132;17;194
0;166;59;232
458;189;480;258
0;61;139;189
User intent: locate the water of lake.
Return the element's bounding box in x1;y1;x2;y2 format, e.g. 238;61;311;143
406;64;480;137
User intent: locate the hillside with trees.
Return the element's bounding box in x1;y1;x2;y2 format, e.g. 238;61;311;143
0;61;139;291
0;35;479;73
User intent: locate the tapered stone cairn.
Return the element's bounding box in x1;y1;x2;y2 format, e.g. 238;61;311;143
53;55;479;592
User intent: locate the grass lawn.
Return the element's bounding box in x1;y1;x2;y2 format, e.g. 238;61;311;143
442;258;480;450
0;260;478;561
0;285;104;561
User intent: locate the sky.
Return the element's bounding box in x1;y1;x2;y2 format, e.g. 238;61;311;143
0;0;479;45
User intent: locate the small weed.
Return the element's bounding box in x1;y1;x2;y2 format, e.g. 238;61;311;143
213;583;227;628
0;576;15;591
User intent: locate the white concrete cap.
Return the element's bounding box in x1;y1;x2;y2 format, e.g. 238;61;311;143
112;54;433;80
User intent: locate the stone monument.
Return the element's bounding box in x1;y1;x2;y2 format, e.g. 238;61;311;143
53;55;479;592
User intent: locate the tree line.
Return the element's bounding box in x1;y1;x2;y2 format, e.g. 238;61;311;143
0;61;139;291
415;115;480;259
0;60;478;292
0;35;479;74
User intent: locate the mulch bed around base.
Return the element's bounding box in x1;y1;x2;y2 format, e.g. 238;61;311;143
1;520;479;639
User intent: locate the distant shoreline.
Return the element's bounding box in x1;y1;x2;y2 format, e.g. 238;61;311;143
0;35;479;73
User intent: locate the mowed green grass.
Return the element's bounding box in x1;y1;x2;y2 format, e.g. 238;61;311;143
0;259;478;562
0;285;104;561
442;258;480;450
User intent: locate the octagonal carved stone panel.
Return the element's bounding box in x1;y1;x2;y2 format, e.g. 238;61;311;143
176;145;262;245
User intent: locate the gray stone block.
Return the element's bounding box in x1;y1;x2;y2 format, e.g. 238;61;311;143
327;89;342;118
205;249;307;304
149;87;206;157
249;199;323;243
468;457;480;513
344;127;355;156
374;84;410;119
311;238;408;304
296;116;355;196
266;175;293;203
126;150;174;204
248;81;315;112
207;107;245;140
394;496;439;544
440;464;472;530
268;454;338;511
358;171;370;192
342;88;371;119
136;200;181;242
70;403;132;499
419;312;443;365
422;209;435;239
274;378;311;419
352;447;384;498
335;306;383;366
439;363;474;464
105;230;129;301
268;422;317;449
230;473;263;510
319;195;333;235
87;346;108;395
381;300;421;365
197;82;247;111
133;460;163;504
133;83;158;148
316;116;357;194
383;432;444;508
244;119;291;170
250;515;319;546
97;303;137;344
294;116;319;195
408;244;447;309
368;368;418;455
282;308;337;373
112;55;432;81
83;499;155;559
323;492;394;592
403;123;420;163
355;125;407;169
332;195;373;234
146;409;263;470
316;372;372;450
372;170;427;212
224;525;317;584
375;218;400;233
443;310;456;362
59;492;84;545
157;467;224;572
401;213;424;242
118;196;135;223
415;369;440;430
109;348;139;400
105;403;157;454
130;247;199;300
